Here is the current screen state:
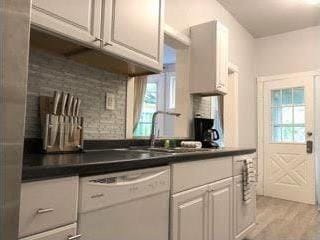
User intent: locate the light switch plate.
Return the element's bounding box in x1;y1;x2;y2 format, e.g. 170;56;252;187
106;93;115;110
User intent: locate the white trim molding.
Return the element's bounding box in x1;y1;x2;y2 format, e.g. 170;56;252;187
164;24;191;49
256;70;320;196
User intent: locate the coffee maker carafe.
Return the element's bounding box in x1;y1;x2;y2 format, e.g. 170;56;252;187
194;118;220;148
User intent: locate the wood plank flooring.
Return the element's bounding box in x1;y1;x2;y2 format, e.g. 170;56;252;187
245;196;320;240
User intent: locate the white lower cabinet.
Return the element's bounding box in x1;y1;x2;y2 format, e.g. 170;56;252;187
233;175;256;240
171;177;233;240
19;223;78;240
171;185;208;240
208;178;233;240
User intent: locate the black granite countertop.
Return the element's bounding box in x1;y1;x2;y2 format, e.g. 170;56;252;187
23;148;256;181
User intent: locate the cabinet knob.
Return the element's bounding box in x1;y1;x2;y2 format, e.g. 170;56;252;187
93;37;103;42
104;42;113;47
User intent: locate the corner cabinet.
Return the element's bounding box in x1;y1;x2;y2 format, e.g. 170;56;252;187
233;175;256;240
31;0;164;72
190;21;229;95
31;0;102;48
171;178;233;240
102;0;164;71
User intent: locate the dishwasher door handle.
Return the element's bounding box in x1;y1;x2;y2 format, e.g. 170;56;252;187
89;169;168;187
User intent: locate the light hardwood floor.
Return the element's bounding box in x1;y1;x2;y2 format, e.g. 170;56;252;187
246;196;320;240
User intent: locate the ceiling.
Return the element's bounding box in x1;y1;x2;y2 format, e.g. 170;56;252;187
217;0;320;38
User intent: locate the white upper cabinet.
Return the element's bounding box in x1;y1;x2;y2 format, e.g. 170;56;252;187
101;0;164;71
32;0;102;47
190;21;229;95
31;0;164;72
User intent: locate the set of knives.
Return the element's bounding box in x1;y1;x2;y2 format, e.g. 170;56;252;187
42;91;84;152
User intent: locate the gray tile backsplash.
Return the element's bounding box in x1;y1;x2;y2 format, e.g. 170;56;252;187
193;95;212;118
26;49;128;140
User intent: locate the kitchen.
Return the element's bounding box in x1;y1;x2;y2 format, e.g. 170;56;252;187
1;0;320;240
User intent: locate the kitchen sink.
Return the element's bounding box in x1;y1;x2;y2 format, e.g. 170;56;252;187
128;146;212;154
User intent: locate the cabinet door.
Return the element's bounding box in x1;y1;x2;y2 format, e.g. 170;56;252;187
208;178;233;240
216;22;229;94
233;175;256;240
32;0;101;47
19;223;77;240
102;0;164;71
171;185;208;240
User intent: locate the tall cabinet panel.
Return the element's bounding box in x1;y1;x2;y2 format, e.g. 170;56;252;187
208;178;233;240
171;185;208;240
102;0;164;71
32;0;102;47
233;175;256;240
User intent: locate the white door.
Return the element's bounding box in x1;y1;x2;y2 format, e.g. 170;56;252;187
171;185;208;240
263;76;315;204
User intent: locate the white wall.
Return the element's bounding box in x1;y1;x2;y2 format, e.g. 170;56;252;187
256;26;320;76
165;0;257;148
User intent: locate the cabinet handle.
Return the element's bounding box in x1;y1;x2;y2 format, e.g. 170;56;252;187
36;208;54;214
68;234;82;240
94;37;103;42
103;42;113;47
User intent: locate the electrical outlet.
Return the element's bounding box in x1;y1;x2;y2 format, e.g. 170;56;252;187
106;93;115;110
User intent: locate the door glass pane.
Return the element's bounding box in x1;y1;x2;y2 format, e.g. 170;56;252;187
294;127;305;143
271;86;305;144
282;127;293;142
272;107;281;124
271;90;281;106
282;88;292;105
282;107;293;124
272;126;282;142
293;87;304;105
294;106;305;124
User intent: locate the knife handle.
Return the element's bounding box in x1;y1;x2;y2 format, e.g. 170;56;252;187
52;91;61;115
61;92;68;116
75;99;81;117
67;95;74;116
43;114;50;150
72;98;78;116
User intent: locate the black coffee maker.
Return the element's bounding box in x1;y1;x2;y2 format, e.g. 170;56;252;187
194;118;220;148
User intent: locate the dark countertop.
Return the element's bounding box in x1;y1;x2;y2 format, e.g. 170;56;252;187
23;148;256;181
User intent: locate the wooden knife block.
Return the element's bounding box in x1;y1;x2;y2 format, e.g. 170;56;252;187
40;96;84;153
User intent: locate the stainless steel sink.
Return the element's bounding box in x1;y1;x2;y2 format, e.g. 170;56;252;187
147;147;211;153
126;146;212;154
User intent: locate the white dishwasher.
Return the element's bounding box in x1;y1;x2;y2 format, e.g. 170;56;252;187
78;166;170;240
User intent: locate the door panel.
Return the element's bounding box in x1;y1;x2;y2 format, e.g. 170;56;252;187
263;76;315;204
171;185;208;240
32;0;101;46
102;0;163;70
208;178;233;240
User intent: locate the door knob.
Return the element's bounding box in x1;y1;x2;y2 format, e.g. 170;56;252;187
307;132;313;137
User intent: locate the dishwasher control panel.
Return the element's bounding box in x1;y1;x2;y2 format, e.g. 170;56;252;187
79;166;170;213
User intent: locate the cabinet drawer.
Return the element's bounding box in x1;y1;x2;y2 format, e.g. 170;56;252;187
171;157;232;193
20;223;78;240
19;177;78;238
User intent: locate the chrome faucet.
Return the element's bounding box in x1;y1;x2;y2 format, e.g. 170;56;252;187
150;111;181;148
